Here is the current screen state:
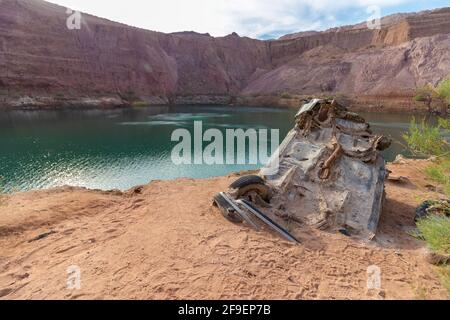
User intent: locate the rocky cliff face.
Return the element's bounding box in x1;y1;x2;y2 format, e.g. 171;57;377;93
0;0;449;109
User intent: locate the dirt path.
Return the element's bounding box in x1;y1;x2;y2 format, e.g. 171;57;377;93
0;160;448;300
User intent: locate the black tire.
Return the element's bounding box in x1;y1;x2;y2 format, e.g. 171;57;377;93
230;175;270;201
213;193;243;224
230;175;265;189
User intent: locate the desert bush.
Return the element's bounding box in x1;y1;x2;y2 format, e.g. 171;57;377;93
437;77;450;105
403;118;448;157
415;78;450;114
416;216;450;255
437;267;450;294
414;84;435;101
404;117;450;196
439;117;450;130
414;84;437;113
424;163;450;197
280;92;293;99
416;215;450;295
405;116;450;293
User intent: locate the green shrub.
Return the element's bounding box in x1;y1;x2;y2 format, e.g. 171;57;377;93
439;118;450;130
414;78;450;113
426;171;450;197
403;118;448;156
415;203;450;295
406;114;450;296
404;118;450;196
437;267;450;295
425;166;447;184
424;160;450;197
414;88;432;102
416;216;450;255
414;84;436;104
437;77;450;105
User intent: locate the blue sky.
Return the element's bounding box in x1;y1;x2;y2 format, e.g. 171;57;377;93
49;0;449;39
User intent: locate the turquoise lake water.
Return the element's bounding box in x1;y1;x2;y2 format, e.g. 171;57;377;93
0;105;430;192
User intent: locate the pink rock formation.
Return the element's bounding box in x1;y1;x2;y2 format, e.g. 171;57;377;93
0;0;449;109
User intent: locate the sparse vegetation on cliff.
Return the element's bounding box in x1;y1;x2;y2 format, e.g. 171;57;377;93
437;78;450;104
404;118;449;157
405;117;450;293
404;117;450;196
417;215;450;255
415;77;450;115
414;84;435;113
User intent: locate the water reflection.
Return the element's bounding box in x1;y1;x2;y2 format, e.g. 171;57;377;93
0;106;441;192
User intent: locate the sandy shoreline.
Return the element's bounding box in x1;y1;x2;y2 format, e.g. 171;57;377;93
0;159;448;300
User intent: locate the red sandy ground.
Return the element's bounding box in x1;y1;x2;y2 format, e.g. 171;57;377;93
0;159;448;300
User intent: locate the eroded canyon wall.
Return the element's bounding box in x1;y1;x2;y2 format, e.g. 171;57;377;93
1;0;449;109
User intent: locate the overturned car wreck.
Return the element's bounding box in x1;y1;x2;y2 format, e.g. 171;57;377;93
214;99;391;242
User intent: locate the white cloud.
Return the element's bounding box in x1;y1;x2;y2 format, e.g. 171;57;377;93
47;0;415;38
